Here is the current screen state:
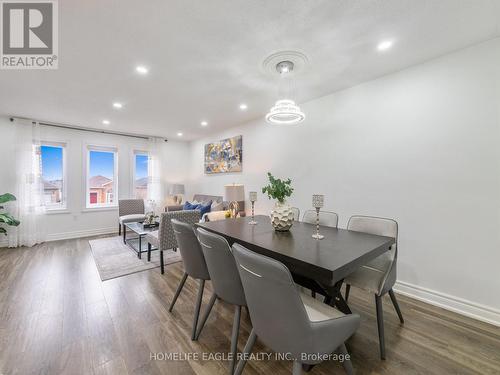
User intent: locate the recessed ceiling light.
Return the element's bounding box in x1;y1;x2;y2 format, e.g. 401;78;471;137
136;65;148;75
201;121;208;126
102;120;110;125
113;102;123;109
177;132;183;137
239;103;248;110
377;40;393;51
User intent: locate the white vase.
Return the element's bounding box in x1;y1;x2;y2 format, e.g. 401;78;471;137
270;201;294;231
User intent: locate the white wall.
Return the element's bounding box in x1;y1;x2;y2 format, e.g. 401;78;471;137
187;38;500;324
0;117;191;241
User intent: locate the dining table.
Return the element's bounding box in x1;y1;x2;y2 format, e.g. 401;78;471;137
196;215;396;314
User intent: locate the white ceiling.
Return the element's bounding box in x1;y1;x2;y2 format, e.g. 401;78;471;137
1;0;499;141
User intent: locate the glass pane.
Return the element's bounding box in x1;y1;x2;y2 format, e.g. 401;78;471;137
41;145;64;207
135;154;148;199
88;150;115;205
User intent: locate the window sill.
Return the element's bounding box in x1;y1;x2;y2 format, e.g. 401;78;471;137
46;208;70;215
82;206;118;213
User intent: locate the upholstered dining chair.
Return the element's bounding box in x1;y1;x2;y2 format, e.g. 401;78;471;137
302;209;339;228
118;199;146;240
232;243;360;375
344;215;404;360
169;219;210;341
145;210;200;274
196;228;247;374
291;207;300;221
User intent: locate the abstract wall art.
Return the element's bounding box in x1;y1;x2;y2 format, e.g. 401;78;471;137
204;135;242;174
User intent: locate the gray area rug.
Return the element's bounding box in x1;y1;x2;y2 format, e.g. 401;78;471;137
89;236;182;281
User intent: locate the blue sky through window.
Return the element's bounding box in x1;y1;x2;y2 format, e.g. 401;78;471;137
41;145;63;181
135;154;148;180
89;151;114;178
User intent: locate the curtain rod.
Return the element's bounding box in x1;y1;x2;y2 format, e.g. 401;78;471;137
10;116;168;142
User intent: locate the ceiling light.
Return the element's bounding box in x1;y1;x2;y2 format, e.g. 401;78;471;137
377;40;393;51
113;102;123;109
102;120;110;125
265;99;305;125
266;61;305;125
239;104;248;110
201;121;208;126
177;132;183;136
136;65;148;74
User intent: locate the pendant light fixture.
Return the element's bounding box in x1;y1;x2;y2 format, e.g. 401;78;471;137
265;60;305;125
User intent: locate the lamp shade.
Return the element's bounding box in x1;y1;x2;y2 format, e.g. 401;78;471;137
225;184;245;202
169;184;185;195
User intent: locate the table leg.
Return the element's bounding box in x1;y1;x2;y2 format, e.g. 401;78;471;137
327;280;352;314
138;236;142;259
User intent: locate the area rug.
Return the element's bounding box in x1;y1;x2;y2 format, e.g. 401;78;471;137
89;236;182;281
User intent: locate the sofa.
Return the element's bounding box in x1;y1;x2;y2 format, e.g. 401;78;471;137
165;193;245;218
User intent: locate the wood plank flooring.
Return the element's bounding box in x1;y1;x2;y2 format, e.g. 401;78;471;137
1;236;499;375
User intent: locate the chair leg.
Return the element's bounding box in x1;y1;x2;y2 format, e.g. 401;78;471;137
195;293;217;340
345;284;351;302
123;225;126;244
192;279;205;341
338;343;353;375
375;294;386;360
118;223;121;235
147;243;152;262
169;272;188;312
292;360;303;375
389;289;404;324
160;250;164;274
229;305;242;375
233;329;257;375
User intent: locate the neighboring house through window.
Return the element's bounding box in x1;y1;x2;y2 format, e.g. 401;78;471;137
86;146;118;208
40;143;66;209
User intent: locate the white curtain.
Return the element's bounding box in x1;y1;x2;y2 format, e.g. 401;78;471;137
9;121;46;247
147;137;163;215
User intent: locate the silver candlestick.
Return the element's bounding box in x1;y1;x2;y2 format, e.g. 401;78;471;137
249;191;258;225
312;194;324;239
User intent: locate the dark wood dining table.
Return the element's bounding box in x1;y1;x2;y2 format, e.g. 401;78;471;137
196;215;395;314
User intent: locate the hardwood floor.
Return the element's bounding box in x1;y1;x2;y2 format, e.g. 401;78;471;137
1;236;499;375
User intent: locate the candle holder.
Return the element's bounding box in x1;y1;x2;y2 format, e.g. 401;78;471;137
311;194;324;240
249;191;258;225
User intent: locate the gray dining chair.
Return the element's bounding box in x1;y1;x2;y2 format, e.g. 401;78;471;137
118;199;146;240
196;228;247;374
169;219;211;340
232;243;360;375
302;209;339;228
344;215;404;360
145;210;200;274
290;207;300;221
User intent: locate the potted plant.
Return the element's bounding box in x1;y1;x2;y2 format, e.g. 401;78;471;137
0;193;20;236
262;172;295;231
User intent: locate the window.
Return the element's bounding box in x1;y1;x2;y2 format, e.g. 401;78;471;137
86;146;118;208
40;143;66;209
133;151;149;199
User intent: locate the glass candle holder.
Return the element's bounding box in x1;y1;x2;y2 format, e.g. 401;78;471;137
312;194;324;239
249;191;258;225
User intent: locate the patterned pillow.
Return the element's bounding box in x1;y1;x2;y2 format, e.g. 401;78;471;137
183;201;199;210
198;200;212;217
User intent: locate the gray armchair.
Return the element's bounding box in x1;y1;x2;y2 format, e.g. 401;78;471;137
118;199;146;239
344;215;404;360
232;243;360;375
145;210;200;274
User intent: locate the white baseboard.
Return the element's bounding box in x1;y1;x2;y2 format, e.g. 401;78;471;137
394;280;500;327
46;227;117;241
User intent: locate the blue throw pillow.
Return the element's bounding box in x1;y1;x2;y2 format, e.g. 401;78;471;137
183;201;199;210
198;200;212;217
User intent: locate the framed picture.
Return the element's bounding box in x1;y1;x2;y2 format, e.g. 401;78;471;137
204;135;242;174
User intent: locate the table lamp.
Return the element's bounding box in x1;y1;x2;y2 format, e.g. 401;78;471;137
169;184;185;204
225;184;245;218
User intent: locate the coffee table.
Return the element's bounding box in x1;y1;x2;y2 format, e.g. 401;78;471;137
123;221;158;259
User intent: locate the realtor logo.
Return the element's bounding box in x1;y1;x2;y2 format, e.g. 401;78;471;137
1;0;58;69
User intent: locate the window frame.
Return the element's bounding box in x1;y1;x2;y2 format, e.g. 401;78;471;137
85;145;119;209
40;141;67;211
132;149;149;200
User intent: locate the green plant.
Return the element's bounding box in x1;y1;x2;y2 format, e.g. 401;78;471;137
0;193;20;235
261;172;294;204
